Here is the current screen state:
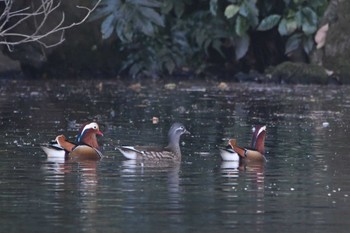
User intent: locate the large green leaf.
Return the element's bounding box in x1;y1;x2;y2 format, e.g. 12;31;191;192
116;21;133;42
90;0;120;20
309;0;327;8
195;28;206;48
278;18;288;35
161;0;184;17
139;19;155;36
161;0;173;14
294;10;302;28
278;17;298;36
164;58;176;74
139;7;164;27
285;33;302;54
212;39;224;57
129;62;143;78
239;0;259;27
235;15;249;37
210;0;218;16
174;1;185;17
235;33;250;60
257;14;281;31
225;4;240;19
293;0;303;4
302;23;317;35
286;18;297;35
301;7;318;35
101;14;115;39
203;39;212;55
137;0;162;8
303;35;314;54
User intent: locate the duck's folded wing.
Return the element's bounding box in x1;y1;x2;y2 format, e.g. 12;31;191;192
41;141;66;158
56;135;76;152
141;150;174;160
69;145;102;160
116;146;143;160
117;146;174;160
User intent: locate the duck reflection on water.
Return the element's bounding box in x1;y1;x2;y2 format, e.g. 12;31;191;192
40;158;99;227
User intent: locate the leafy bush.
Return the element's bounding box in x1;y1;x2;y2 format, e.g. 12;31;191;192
91;0;165;42
259;0;328;55
224;0;328;56
91;0;328;78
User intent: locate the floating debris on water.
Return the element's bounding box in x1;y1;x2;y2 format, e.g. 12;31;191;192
151;117;159;124
129;83;142;92
164;83;176;90
322;122;330;128
217;82;229;91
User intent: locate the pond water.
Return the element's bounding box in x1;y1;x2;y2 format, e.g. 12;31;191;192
0;79;350;233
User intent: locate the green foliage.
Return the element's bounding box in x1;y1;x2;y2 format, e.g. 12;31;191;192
257;15;281;31
190;11;233;57
120;30;192;78
273;0;328;55
91;0;329;78
225;0;327;57
91;0;164;42
235;33;250;60
224;0;328;57
225;4;240;19
161;0;185;18
239;0;259;27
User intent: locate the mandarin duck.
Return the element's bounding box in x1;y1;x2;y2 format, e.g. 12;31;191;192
219;144;240;161
41;122;103;160
220;125;267;162
116;122;190;161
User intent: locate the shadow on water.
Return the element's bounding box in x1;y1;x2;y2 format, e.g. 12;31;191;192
1;79;350;232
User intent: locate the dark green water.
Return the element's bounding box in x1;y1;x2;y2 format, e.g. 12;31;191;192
0;80;349;233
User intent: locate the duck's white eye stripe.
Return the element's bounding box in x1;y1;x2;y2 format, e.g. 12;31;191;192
176;126;184;132
82;123;98;132
257;126;266;136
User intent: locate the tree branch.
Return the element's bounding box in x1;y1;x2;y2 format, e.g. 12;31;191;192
0;0;101;50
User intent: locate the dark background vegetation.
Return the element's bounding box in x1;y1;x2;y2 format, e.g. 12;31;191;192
0;0;331;80
89;0;328;79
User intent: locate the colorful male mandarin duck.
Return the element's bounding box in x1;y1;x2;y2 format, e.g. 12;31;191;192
219;144;240;161
116;122;190;161
41;122;103;160
220;125;267;162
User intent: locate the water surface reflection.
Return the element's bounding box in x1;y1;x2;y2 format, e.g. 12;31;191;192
1;80;350;232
